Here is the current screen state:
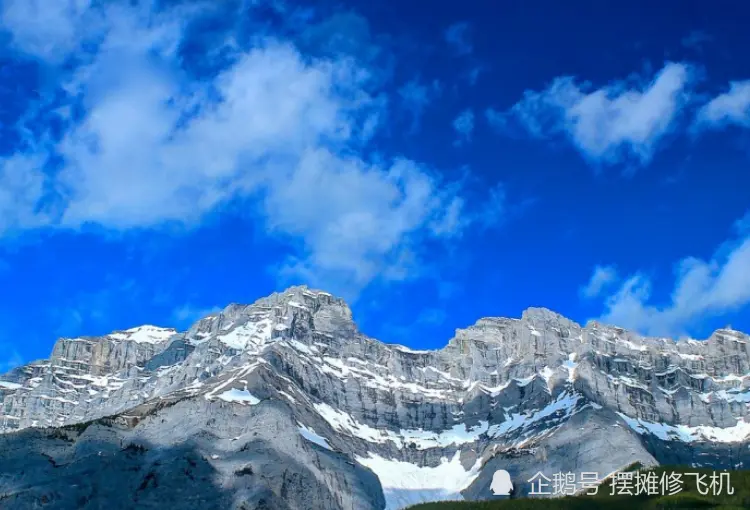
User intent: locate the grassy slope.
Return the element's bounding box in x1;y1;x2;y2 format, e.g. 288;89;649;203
407;467;750;510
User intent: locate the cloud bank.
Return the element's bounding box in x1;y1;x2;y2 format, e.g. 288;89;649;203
589;213;750;337
0;1;480;293
487;62;694;166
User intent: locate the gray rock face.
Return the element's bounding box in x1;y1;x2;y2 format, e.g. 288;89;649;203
1;286;749;509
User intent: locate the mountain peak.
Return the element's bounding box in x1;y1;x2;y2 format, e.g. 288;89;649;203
521;306;579;326
231;285;342;310
109;325;177;344
3;286;750;509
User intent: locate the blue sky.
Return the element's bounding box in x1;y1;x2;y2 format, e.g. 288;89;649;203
1;0;750;367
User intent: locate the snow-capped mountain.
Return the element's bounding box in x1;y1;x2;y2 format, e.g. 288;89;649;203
1;286;749;509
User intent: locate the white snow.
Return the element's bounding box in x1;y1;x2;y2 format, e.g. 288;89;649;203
480;380;511;396
392;345;432;354
109;325;176;344
314;402;390;444
515;374;537;387
618;413;750;443
217;388;260;405
286;339;318;355
0;381;22;390
713;373;749;383
654;366;679;376
278;390;297;404
298;424;333;450
216;319;273;350
487;392;581;440
539;366;554;389
399;422;489;449
312;359;449;399
707;389;750;403
419;366;463;383
677;353;703;361
563;353;578;382
607;374;650;391
204;362;263;401
355;452;482;510
314;402;488;449
616;338;647;351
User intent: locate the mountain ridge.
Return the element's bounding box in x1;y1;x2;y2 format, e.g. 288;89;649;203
1;285;749;509
39;285;748;356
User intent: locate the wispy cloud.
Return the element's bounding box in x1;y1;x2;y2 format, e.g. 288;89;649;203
487;62;694;167
580;265;618;299
452;108;474;145
1;0;97;63
398;78;441;133
0;345;22;374
444;22;472;56
171;303;222;327
681;30;712;50
734;210;750;235
416;308;447;326
0;2;489;296
48;277;143;337
593;213;750;337
694;80;750;131
467;65;484;86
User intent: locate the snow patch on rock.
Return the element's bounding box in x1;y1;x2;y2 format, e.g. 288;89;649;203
109;325;176;344
298;423;333;450
488;391;582;442
217;388;260;405
216;319;273;350
314;402;489;449
618;413;750;443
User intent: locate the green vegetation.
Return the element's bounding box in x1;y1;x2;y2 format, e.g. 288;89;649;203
407;467;750;510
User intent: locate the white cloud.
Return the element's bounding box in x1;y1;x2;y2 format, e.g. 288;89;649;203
1;0;96;62
596;218;750;337
489;62;693;166
580;265;618;299
452;108;474;145
694;80;750;130
0;154;52;232
265;153;465;288
0;2;474;293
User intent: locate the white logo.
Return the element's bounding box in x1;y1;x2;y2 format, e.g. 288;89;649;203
490;469;514;496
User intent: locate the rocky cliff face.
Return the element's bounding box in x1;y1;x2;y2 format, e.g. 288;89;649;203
1;286;749;509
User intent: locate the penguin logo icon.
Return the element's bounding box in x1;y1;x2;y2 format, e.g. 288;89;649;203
490;469;513;496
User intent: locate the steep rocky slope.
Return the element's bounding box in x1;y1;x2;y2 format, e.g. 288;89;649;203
1;286;749;509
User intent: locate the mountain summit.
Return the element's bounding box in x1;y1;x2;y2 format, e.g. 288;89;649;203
1;286;749;509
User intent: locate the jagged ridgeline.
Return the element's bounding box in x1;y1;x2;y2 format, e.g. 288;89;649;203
1;286;749;510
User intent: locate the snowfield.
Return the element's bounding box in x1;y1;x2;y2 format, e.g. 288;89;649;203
618;413;750;443
355;452;482;510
